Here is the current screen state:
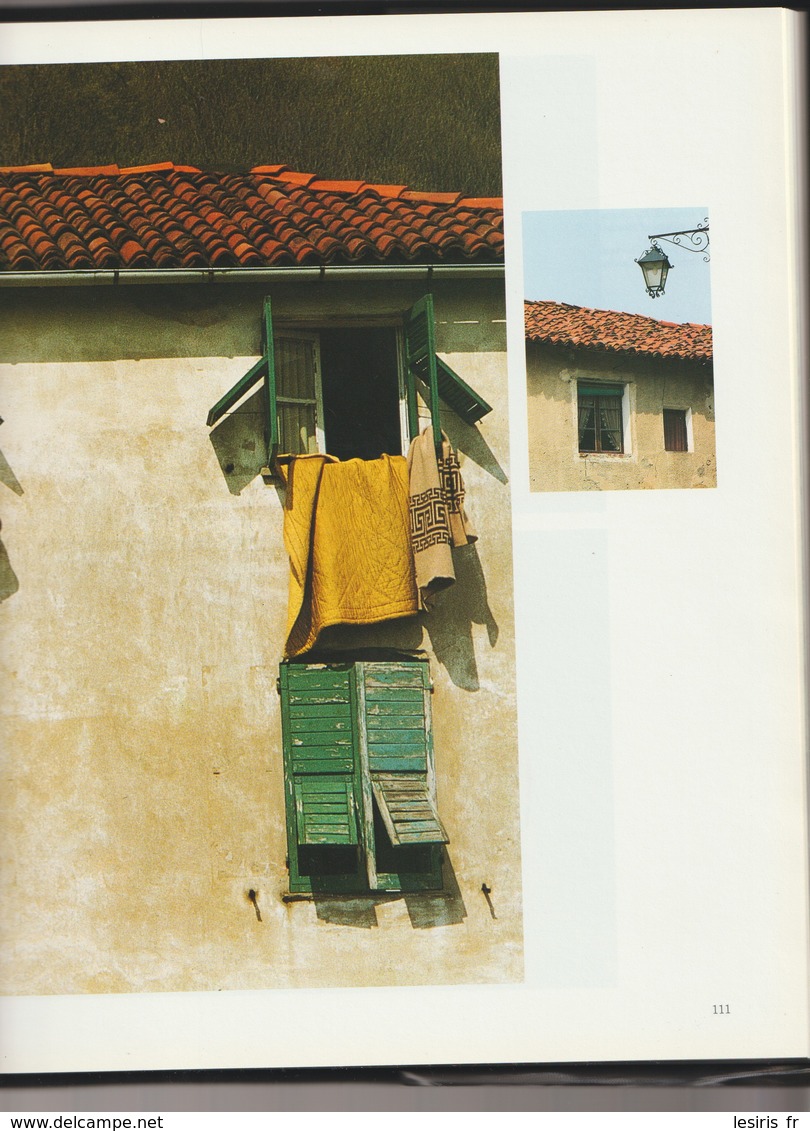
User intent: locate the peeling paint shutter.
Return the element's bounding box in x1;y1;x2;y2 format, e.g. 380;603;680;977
279;659;446;893
282;665;358;844
361;661;447;846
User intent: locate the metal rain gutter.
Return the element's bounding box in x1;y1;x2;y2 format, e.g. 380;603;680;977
0;263;505;288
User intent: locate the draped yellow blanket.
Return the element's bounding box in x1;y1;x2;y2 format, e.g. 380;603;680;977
280;454;419;658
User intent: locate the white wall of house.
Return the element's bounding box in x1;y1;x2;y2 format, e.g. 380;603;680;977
0;278;522;994
526;343;717;492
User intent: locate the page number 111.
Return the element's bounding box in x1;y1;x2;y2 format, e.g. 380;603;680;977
713;1004;730;1014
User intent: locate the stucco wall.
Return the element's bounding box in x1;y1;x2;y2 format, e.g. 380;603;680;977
0;278;522;994
526;343;717;492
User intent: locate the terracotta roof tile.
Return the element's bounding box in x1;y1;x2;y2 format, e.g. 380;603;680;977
0;163;54;174
401;190;462;205
273;170;319;187
308;178;368;194
366;184;408;199
53;164;121;177
0;164;503;272
524;300;712;362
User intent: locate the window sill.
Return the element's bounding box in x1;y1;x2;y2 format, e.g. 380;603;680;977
282;888;444;902
578;452;632;461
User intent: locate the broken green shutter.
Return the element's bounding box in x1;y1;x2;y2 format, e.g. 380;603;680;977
358;659;447;892
404;294;493;445
279;659;446;894
206;297;278;464
279;663;364;893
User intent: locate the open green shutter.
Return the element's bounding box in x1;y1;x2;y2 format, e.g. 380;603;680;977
263;297;279;463
360;660;448;849
206;296;278;464
404;295;441;447
436;356;493;425
404;294;493;446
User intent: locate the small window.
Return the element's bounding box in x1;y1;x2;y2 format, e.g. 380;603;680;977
664;408;689;452
578;383;624;453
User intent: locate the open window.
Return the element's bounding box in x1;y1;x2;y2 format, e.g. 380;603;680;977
278;658;447;894
207;295;492;466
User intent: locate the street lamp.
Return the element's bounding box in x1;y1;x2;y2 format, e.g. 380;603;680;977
635;219;710;298
636;243;672;299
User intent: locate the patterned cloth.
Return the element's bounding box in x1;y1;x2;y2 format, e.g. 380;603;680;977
406;428;476;610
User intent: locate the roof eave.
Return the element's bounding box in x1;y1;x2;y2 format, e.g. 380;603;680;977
0;263;505;288
525;334;712;364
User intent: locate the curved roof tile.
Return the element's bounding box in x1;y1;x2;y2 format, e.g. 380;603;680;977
0;163;503;272
524;299;712;362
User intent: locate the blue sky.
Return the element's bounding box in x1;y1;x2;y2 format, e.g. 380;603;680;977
522;207;712;325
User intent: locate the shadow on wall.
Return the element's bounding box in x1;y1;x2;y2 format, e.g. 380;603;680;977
422;544;498;692
0;447;23;497
0;531;19;602
312;853;467;930
0;445;22;602
315;554;499;695
443;414;508;486
208;388;268;496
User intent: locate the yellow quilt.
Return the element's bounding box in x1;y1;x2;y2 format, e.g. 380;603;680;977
280;454;418;658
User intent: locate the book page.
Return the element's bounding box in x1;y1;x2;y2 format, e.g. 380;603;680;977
0;8;806;1072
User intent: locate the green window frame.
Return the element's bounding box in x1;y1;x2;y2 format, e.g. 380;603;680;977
278;658;448;895
207;294;492;464
577;382;625;454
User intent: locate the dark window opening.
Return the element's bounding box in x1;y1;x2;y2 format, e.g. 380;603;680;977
320;328;402;462
578;384;624;453
206;295;493;470
664;408;689;452
371;797;434;878
297;844;361;878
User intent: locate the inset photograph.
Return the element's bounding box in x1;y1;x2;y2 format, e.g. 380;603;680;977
0;54;521;996
524;208;715;491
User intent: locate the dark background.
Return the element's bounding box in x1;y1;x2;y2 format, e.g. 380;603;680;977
0;54;502;193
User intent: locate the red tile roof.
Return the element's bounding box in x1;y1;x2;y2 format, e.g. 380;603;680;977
0;163;504;272
525;300;712;362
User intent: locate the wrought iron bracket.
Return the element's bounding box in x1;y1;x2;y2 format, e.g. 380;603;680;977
647;219;710;262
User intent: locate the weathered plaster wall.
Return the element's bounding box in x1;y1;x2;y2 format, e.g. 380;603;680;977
526;343;717;492
0;279;521;994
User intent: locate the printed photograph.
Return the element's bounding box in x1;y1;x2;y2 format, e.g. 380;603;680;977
0;55;522;994
523;208;715;492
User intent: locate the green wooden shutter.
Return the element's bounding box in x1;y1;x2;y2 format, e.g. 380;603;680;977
404;294;493;447
206;296;278;465
357;659;447;892
404;295;442;448
262;297;279;464
279;662;365;893
279;659;446;894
